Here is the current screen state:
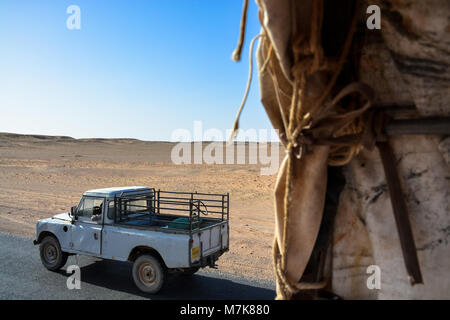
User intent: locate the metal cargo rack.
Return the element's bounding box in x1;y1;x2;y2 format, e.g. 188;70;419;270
113;188;229;233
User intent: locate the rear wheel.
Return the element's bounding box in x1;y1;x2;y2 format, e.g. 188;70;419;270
39;235;68;271
132;254;166;294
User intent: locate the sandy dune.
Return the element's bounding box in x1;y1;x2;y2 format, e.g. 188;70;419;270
0;132;282;281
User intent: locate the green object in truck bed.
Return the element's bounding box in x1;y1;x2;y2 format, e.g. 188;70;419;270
168;217;202;230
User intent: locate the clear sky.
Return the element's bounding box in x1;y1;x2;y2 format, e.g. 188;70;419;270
0;0;276;141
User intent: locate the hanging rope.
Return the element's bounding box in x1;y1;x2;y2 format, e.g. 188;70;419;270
231;0;371;299
232;0;250;62
271;0;370;299
232;0;428;299
229;34;263;142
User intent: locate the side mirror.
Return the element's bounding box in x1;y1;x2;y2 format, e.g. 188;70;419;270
71;206;78;220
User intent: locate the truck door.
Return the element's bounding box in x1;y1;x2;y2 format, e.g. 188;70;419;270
71;196;104;255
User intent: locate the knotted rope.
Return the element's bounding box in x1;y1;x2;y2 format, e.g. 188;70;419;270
270;0;375;299
231;0;374;299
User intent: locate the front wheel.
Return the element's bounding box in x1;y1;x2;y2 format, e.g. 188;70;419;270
39;235;68;271
132;254;166;294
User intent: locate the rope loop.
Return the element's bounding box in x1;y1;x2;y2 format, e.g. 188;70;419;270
231;0;371;300
274;0;370;300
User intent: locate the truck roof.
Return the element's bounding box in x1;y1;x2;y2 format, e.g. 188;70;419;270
83;186;153;198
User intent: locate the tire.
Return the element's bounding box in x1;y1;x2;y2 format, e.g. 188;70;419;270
39;235;68;271
181;267;199;276
132;254;166;294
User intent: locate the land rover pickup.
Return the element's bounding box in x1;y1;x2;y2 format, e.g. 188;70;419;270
33;186;229;294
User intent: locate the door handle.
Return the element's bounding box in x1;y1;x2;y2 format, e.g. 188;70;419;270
94;233;98;240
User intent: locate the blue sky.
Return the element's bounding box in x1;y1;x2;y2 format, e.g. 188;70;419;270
0;0;275;141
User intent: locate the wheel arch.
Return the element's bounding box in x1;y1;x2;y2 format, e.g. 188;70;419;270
36;231;58;244
128;246;167;268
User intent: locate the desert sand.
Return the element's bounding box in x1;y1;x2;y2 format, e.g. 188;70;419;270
0;132;282;281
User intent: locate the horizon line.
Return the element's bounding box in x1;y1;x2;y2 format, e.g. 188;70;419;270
0;132;281;144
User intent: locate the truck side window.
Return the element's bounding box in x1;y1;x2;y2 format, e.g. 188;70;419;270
78;197;104;219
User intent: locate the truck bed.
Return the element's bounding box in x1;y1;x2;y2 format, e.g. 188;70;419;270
109;189;229;266
115;213;223;232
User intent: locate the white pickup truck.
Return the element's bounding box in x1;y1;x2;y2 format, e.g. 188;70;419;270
34;186;229;293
